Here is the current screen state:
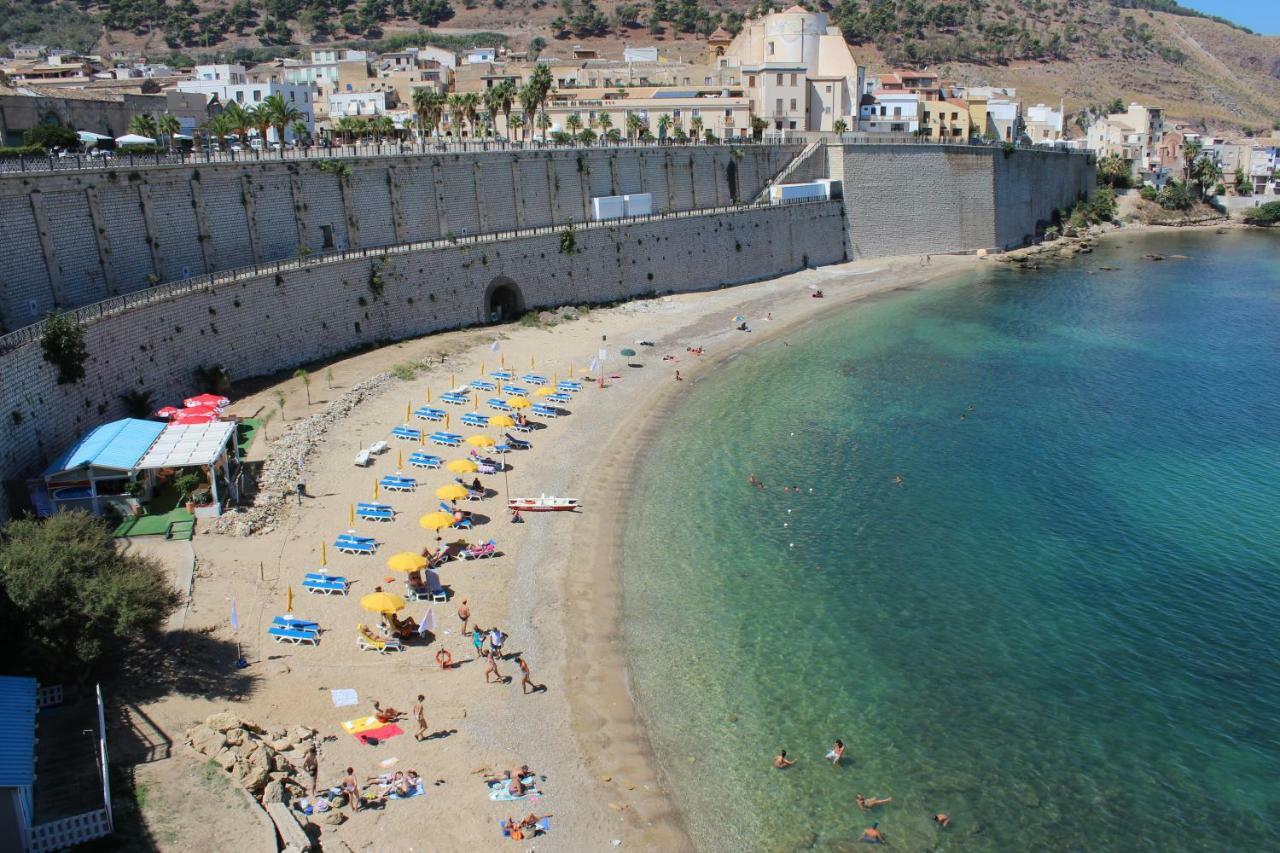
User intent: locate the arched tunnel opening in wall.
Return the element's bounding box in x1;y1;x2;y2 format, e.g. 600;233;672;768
484;277;525;324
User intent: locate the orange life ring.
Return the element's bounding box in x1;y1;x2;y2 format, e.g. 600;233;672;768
436;648;453;670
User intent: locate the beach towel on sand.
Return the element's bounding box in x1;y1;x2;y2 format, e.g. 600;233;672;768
331;689;359;707
487;778;539;802
342;716;404;744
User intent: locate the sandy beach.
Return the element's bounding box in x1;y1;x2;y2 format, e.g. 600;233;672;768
129;249;984;851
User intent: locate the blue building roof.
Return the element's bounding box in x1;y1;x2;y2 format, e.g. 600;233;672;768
43;418;166;478
0;676;37;789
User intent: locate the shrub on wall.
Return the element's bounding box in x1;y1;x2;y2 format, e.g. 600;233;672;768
1243;201;1280;226
0;145;47;158
40;311;87;385
558;228;576;254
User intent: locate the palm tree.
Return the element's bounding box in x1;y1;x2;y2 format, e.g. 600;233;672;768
447;93;466;137
657;113;672;141
129;113;158;140
536;110;552;139
578;127;596;145
372;115;396;143
247;104;271;148
262;93;303;146
832;118;848;134
459;92;480;138
204;112;235;149
518;82;541;141
527;63;553;124
412;88;445;138
565;112;583;136
221;101;251;143
626;113;645;140
1181;139;1202;184
508;113;524;139
597;111;613;137
689;115;703;141
492;79;517;138
1192;155;1222;198
156;113;180;149
291;119;309;146
483;85;505;137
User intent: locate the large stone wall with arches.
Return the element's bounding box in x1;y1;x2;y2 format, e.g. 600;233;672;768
0;145;801;332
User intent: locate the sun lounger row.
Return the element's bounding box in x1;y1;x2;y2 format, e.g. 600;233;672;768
470;379;496;391
392;425;422;441
487;397;513;412
336;533;378;555
489;370;513;381
544;392;572;404
441;392;469;405
357;501;394;522
461;412;489;427
430;431;462;447
409;452;441;469
503;385;529;395
557;380;582;392
504;433;531;450
414;406;446;422
521;373;548;385
303;572;350;595
380;474;417;492
530;404;561;418
269;615;322;645
354;440;390;467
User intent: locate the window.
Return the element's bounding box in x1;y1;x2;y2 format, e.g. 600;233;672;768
789;98;796;111
768;42;775;56
252;89;261;101
951;112;958;120
790;73;797;86
879;106;886;116
748;75;756;88
923;111;930;121
705;77;712;84
788;120;796;129
825;84;832;93
893;107;902;117
235;90;244;103
776;73;783;86
775;98;783;115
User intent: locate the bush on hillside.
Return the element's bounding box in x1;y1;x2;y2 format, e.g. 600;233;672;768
1242;201;1280;226
1157;180;1195;211
0;511;180;682
23;124;80;150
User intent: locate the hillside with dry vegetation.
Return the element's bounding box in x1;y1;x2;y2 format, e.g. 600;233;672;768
2;0;1277;131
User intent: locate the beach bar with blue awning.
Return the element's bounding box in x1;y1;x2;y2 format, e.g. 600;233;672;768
41;419;166;517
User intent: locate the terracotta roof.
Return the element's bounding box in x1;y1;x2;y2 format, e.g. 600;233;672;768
879;73;901;84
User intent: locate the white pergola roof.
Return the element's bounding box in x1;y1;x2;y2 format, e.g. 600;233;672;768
137;420;236;470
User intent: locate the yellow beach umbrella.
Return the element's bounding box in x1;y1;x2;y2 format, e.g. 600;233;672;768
387;552;428;572
447;458;479;474
360;591;406;614
534;387;554;397
437;484;469;501
489;414;515;428
466;434;496;448
420;511;455;531
506;396;531;409
286;585;293;614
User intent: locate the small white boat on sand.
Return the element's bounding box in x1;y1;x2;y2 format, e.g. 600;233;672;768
508;495;580;512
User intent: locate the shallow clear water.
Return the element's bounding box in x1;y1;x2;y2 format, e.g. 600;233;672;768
622;231;1280;852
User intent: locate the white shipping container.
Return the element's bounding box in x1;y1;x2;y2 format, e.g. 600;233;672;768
591;195;626;221
769;181;829;204
622;193;653;217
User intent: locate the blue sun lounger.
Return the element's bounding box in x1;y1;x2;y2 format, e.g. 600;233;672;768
503;385;529;396
303;573;349;595
503;433;532;450
356;501;395;522
337;532;375;544
557;380;583;393
380;475;417;492
486;398;513;412
430;432;462;447
461;411;489;427
544;392;571;404
490;370;513;381
414;406;446;422
470;379;496;391
409;452;441;469
391;425;422;442
510;421;535;433
335;538;377;555
273;615;320;633
520;373;549;385
530;404;560;418
269;625;319;645
441;392;469;405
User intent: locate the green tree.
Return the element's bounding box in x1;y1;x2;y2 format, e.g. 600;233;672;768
128;113;159;140
262;92;303;145
1156;179;1194;210
412;87;446;137
1096;154;1132;188
204;112;236;148
1234;166;1252;196
657;113;672;140
293;368;311;404
23;124;79;150
832;118;848;134
565;112;583;135
0;512;180;681
156;113;181;149
626;113;645;140
291;119;309;145
689;115;704;140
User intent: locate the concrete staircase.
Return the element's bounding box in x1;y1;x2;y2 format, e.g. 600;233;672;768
753;141;827;203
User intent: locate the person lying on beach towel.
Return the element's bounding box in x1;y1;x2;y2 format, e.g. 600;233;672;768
372;700;402;723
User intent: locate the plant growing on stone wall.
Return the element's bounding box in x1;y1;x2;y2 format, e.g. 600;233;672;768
446;231;458;244
40;311;87;386
120;389;156;419
559;228;577;255
576;154;590;175
368;263;385;298
194;364;232;394
145;273;160;285
296;245;311;258
1002;141;1016;156
315;159;352;179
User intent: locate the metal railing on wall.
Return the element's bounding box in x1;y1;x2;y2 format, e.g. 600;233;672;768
0;136;789;176
0;195;834;354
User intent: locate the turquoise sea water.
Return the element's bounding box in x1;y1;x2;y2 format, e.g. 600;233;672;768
621;231;1280;852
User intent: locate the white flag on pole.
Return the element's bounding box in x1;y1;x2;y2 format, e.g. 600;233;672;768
491;341;501;352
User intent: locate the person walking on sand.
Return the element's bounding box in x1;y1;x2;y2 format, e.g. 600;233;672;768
516;656;541;694
826;739;845;765
488;626;507;659
675;369;682;381
472;625;487;658
342;767;362;812
774;750;795;768
457;599;471;635
484;648;504;684
412;694;428;742
302;744;318;796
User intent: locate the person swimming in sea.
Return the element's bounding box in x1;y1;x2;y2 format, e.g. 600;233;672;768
773;750;795;769
932;813;951;828
856;793;893;810
892;475;904;485
860;823;885;844
825;739;845;765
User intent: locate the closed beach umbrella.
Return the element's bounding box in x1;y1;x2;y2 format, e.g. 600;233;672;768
466;435;496;448
447;458;479;474
387;552;428;572
360;591;406;614
437;484;470;501
488;414;515;428
506;396;531;409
